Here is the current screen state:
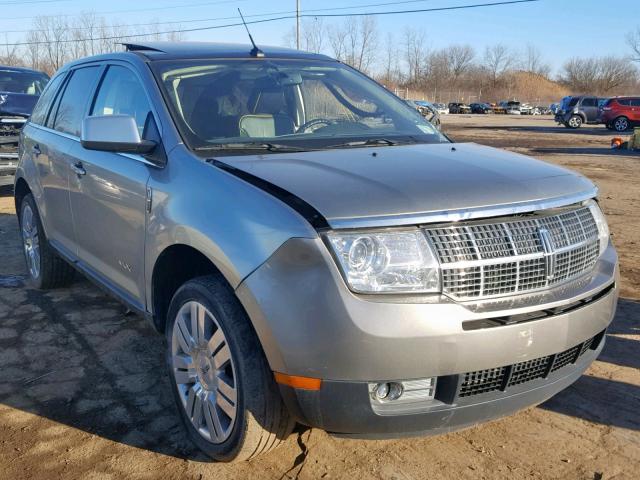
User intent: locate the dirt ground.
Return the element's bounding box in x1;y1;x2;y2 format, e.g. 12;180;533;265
0;114;638;480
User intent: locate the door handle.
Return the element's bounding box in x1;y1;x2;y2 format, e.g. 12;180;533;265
32;144;41;156
70;162;86;176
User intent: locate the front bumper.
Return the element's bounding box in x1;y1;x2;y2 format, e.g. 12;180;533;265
236;237;617;435
280;333;605;437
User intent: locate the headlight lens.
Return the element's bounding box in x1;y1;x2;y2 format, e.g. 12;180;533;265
326;230;440;293
586;199;610;256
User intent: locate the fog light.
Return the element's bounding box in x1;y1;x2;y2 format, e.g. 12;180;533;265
373;382;403;401
374;382;390;400
368;377;438;415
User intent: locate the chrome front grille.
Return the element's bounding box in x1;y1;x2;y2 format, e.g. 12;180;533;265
425;206;600;301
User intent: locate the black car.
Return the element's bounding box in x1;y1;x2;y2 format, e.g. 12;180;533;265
554;95;603;129
470;103;493;114
0;65;49;188
448;102;471;114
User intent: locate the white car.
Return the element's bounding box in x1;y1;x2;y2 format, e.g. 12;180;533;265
433;103;449;114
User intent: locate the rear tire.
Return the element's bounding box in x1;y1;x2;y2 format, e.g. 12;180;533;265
613;116;630;132
567;115;583;129
165;275;294;462
19;194;75;289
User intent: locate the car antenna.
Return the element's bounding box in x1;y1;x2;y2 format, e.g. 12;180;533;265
238;8;264;58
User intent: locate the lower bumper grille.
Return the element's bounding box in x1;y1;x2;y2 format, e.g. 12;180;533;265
458;330;605;398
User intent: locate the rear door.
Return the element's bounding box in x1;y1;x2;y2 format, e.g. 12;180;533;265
67;63;155;309
581;97;599;122
630;98;640;122
23;67;101;257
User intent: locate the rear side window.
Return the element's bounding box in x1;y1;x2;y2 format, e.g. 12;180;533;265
582;98;597;107
630;99;640;107
617;99;632;106
91;65;151;135
29;73;65;126
52;66;100;137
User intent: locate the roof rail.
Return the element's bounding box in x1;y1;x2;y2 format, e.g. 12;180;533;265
121;43;165;53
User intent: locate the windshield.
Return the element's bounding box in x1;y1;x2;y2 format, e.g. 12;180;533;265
152;59;447;152
0;69;49;95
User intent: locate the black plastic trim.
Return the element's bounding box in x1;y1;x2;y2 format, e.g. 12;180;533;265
462;282;615;331
209;158;330;230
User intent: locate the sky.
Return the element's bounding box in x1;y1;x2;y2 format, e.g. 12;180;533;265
1;0;639;75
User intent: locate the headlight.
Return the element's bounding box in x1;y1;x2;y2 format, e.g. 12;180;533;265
326;230;440;294
586;199;610;256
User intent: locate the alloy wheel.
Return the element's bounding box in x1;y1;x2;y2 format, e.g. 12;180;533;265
171;301;238;444
568;116;581;128
21;204;40;279
614;117;629;132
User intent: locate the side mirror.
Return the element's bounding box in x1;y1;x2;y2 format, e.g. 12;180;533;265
81;115;156;154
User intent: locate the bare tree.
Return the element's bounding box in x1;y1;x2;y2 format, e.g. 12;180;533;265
483;43;515;87
32;16;69;73
627;27;640;62
445;44;475;85
404;27;426;85
380;32;401;85
522;44;551;77
327;22;348;62
561;57;599;93
595;56;637;93
327;17;378;73
561;56;637;94
0;34;23;66
283;18;325;53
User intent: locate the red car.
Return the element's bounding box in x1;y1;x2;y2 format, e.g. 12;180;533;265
600;96;640;132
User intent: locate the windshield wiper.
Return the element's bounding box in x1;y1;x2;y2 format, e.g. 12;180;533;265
324;138;411;149
195;142;311;153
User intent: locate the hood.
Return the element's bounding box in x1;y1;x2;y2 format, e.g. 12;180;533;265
0;92;39;117
219;143;596;228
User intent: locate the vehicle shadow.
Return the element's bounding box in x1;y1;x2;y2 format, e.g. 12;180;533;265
539;298;640;430
532;147;638;156
0;206;208;461
451;124;613;136
0;184;13;197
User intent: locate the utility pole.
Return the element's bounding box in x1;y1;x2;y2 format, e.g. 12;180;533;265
296;0;300;50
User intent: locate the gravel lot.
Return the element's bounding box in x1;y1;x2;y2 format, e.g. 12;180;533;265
0;114;638;480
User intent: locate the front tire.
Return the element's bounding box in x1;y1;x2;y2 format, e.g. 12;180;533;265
19;194;75;289
166;275;294;462
567;115;583;129
613;116;630;132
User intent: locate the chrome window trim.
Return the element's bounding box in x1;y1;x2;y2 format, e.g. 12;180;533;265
327;188;599;229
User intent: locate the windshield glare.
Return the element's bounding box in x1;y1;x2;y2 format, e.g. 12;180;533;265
152;59;447;151
0;69;49;95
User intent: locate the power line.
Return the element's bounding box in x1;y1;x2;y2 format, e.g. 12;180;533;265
0;0;540;47
0;0;70;4
0;0;438;30
0;0;248;21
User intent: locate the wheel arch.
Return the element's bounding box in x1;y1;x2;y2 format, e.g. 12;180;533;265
13;176;32;214
150;243;231;332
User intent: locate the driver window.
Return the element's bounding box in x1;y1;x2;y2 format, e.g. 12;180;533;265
91;66;151;135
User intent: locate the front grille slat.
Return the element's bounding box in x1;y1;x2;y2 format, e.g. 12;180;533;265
426;206;600;301
458;331;604;399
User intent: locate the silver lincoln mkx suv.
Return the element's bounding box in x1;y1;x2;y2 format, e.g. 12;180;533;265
14;42;618;462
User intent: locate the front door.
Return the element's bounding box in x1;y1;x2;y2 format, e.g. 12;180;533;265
68;64;154;309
